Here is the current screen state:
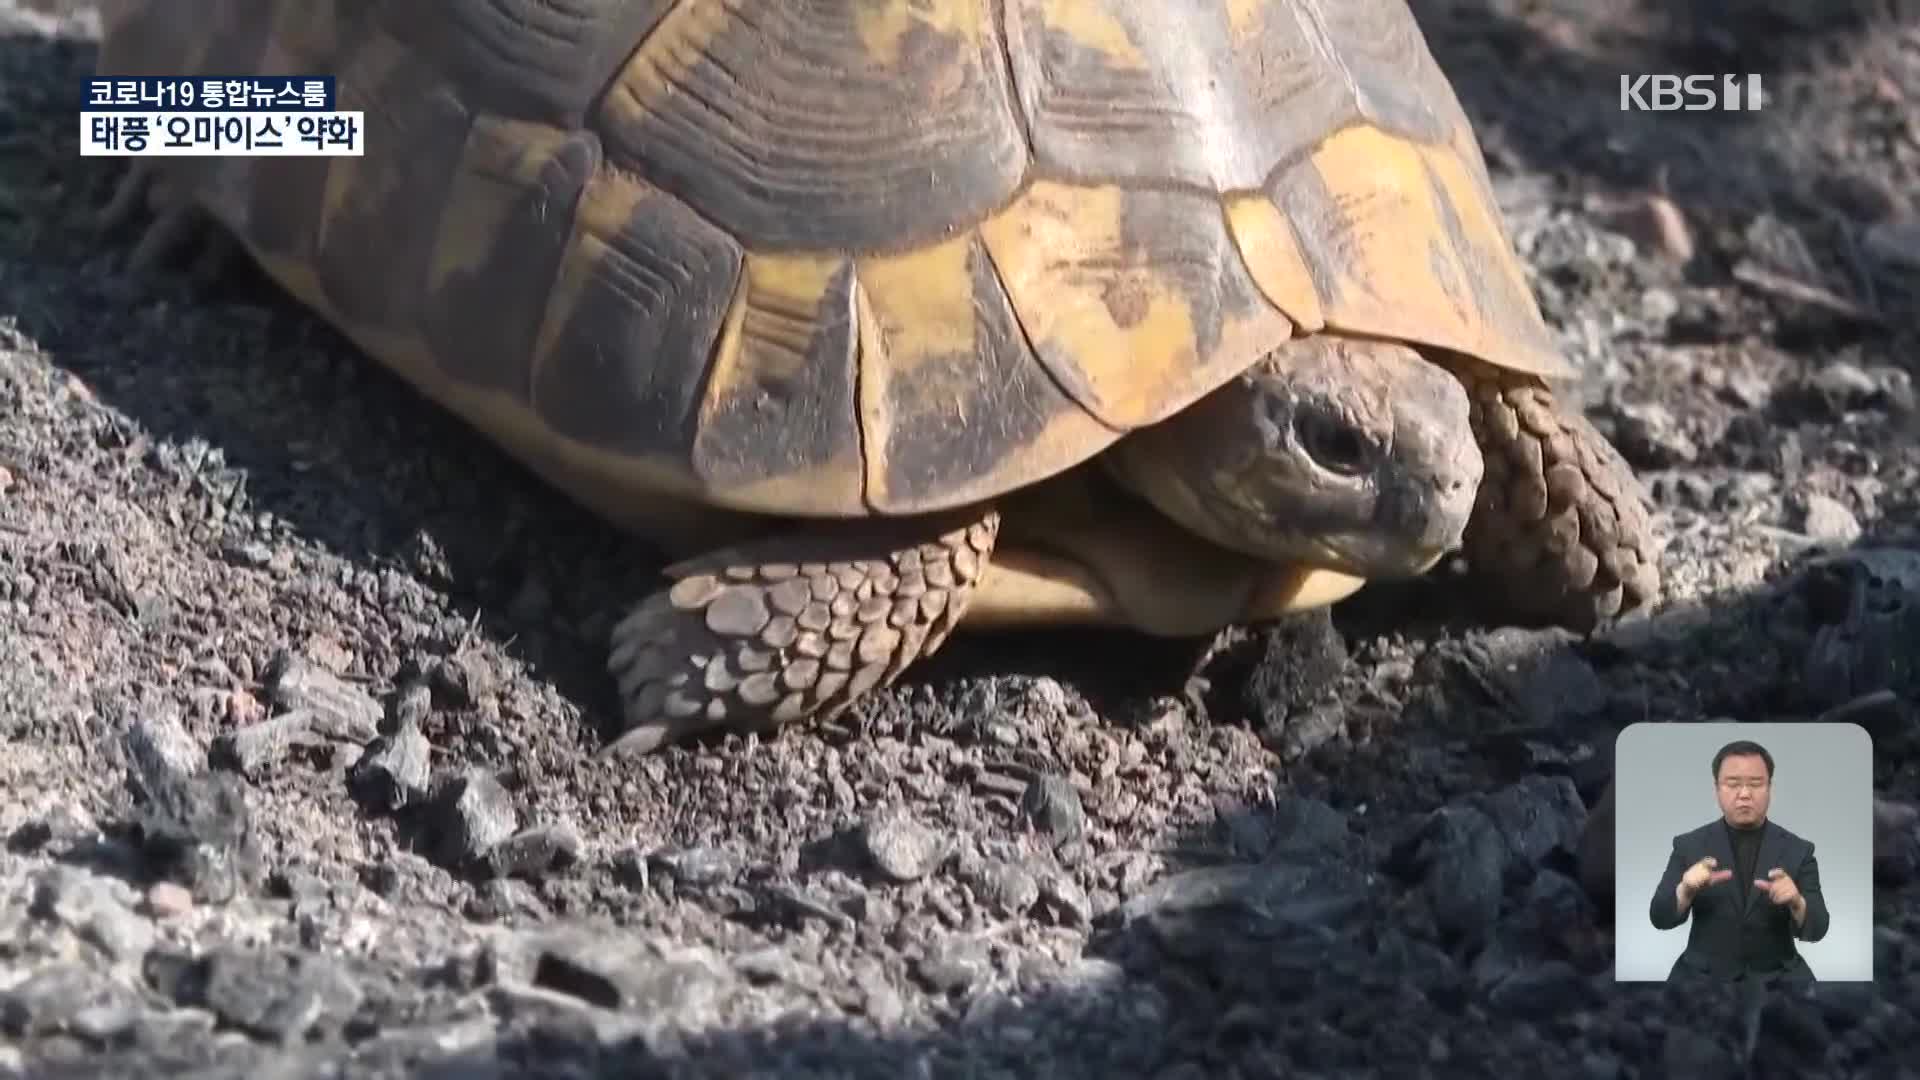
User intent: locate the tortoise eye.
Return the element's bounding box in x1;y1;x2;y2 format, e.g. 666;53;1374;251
1295;412;1373;476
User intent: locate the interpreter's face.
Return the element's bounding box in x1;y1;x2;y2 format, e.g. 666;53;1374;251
1716;754;1771;826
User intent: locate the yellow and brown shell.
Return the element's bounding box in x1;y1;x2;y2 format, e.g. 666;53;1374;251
97;0;1570;520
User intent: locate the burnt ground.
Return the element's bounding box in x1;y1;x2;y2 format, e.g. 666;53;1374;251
2;1;1919;1077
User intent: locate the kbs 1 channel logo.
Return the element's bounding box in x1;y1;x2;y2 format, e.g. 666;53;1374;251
1619;73;1765;112
80;76;363;157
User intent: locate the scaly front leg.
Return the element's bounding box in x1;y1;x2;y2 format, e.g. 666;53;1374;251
1440;356;1662;631
604;508;999;755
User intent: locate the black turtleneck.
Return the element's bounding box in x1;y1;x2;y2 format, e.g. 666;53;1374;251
1725;818;1764;895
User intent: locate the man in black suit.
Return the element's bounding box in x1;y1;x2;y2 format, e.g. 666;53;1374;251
1648;739;1830;980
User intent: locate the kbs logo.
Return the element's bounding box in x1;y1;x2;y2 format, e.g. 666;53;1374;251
1619;74;1764;111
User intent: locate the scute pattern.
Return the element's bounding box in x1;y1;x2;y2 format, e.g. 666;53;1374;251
1255;125;1568;378
689;254;866;513
853;234;1116;515
1000;0;1453;190
592;0;1029;253
96;0;1577;524
380;0;677;127
314;32;472;330
977;180;1298;432
529;168;745;459
424;120;603;395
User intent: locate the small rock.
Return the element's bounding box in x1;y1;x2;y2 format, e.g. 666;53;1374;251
1481;640;1608;726
649;847;743;888
0;965;144;1042
1241;610;1349;728
348;723;433;811
1804;362;1882;418
1578;782;1616;902
915;937;994;995
179;947;365;1045
1757;992;1833;1063
434;770;518;864
263;650;381;744
144;882;194;920
1721;370;1774;411
6;806;94;855
428;655;493;709
466;878;548;922
853;963;904;1026
1036;868;1092;926
122;708;206;794
484;927;736;1017
30;868;154;967
1390;805;1509;946
967;860;1041;916
1799;550;1920;707
388;678;434;728
1019;774;1086;843
1112;862;1367;937
1864;218;1920;273
1256;799;1347;863
131;770;261;903
610;847;651;892
223;690;266;727
1791;493;1862;546
734;947;807;986
1606;192;1694;263
862;808;946;882
222;540;274;568
765;882;852;928
68;997;144;1045
1610;401;1698;467
210;712;319;777
485;823;583;880
1817;690;1910;748
1873;799;1920;884
1638;287;1679;324
303;630;357;672
1265;701;1346;762
1486;961;1589;1018
1474;775;1587;866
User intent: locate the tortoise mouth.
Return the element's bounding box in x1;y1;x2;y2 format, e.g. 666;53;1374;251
1194;486;1451;580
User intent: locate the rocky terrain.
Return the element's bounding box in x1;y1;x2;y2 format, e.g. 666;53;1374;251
2;1;1918;1077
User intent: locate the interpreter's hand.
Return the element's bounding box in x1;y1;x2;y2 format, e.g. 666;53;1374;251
1755;867;1801;907
1680;856;1733;896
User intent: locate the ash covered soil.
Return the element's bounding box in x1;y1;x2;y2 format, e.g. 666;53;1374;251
3;1;1920;1076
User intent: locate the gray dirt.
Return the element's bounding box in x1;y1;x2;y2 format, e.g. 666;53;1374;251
3;1;1920;1077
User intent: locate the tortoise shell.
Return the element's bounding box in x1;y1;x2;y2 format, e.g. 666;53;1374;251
96;0;1567;519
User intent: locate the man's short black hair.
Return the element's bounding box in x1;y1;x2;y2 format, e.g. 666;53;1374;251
1713;739;1774;780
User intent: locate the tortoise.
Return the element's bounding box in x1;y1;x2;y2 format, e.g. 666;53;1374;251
93;0;1661;754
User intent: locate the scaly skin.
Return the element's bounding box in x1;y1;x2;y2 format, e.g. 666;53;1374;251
604;511;997;756
1442;356;1663;630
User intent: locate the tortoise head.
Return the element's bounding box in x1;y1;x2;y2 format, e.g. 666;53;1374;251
1104;335;1483;579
